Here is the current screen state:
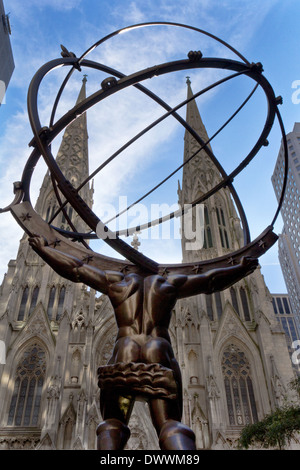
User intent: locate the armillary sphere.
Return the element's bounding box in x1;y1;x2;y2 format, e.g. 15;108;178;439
1;22;288;276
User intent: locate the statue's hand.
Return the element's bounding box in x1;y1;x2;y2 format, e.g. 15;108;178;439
28;235;48;251
240;256;258;273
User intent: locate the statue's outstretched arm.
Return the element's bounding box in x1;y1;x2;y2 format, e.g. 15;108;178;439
29;235;112;294
174;257;258;299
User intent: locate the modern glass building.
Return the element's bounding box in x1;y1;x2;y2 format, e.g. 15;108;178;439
272;122;300;335
0;0;14;105
271;294;300;372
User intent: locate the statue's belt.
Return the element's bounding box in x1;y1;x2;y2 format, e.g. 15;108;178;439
97;362;178;400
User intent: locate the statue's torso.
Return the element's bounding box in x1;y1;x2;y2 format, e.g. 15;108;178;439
106;273;178;366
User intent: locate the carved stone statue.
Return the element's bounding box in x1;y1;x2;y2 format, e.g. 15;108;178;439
29;235;258;450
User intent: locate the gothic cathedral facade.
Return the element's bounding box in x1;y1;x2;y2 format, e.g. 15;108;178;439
0;78;296;450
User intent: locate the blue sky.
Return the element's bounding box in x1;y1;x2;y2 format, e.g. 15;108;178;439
0;0;300;293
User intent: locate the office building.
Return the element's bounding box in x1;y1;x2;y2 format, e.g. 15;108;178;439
0;0;14;105
272;122;300;335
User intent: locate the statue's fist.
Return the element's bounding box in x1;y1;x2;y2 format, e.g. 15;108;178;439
28;235;48;251
240;256;258;272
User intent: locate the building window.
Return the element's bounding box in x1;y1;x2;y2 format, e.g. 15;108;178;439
46;205;56;223
47;285;66;321
203;206;213;248
288;318;298;342
272;298;278;314
216;206;230;249
222;344;258;426
28;286;39;316
17;286;29;321
283;297;291;314
205;294;214;320
215;291;223;319
276;297;284;314
56;286;66;320
7;344;46;426
205;293;223;320
61;205;73;225
240;287;251;321
230;287;240;316
2;14;12;35
17;286;40;321
45;196;58;224
47;286;56;320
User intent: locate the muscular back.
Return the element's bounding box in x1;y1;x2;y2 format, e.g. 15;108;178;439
107;273;179;338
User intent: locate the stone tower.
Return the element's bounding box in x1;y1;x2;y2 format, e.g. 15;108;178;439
0;77;159;450
173;79;296;449
0;78;296;450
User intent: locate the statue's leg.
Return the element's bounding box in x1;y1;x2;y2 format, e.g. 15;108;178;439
97;391;134;450
97;418;130;450
158;419;197;450
149;398;196;450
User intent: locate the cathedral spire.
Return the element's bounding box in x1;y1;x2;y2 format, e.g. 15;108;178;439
55;75;89;180
75;74;88;106
180;78;242;261
180;77;217;208
35;76;92;230
184;77;213;158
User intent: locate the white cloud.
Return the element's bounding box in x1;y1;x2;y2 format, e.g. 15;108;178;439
9;0;82;15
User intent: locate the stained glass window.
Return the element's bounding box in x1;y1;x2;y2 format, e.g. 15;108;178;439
230;287;240;316
222;344;258;426
7;344;46;426
61;204;73;225
215;291;223;319
216;206;230;249
240;287;251;321
56;286;66;320
203;206;213;248
206;294;214;321
28;286;39;316
45;202;57;223
47;286;56;320
17;286;29;321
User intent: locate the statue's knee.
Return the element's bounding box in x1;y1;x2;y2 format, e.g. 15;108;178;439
97;418;130;450
159;419;196;450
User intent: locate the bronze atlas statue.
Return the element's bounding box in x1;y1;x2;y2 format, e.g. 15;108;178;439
1;22;288;450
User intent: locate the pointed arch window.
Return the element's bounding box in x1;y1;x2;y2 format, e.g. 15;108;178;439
7;343;46;426
56;286;66;320
203;206;213;249
46;206;51;223
205;292;223;320
28;286;39;316
216;206;230;249
45;201;57;223
205;294;214;321
47;285;66;321
61;205;73;225
230;287;240;316
47;286;56;320
215;291;223;319
240;287;251;321
222;344;258;426
17;286;29;321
